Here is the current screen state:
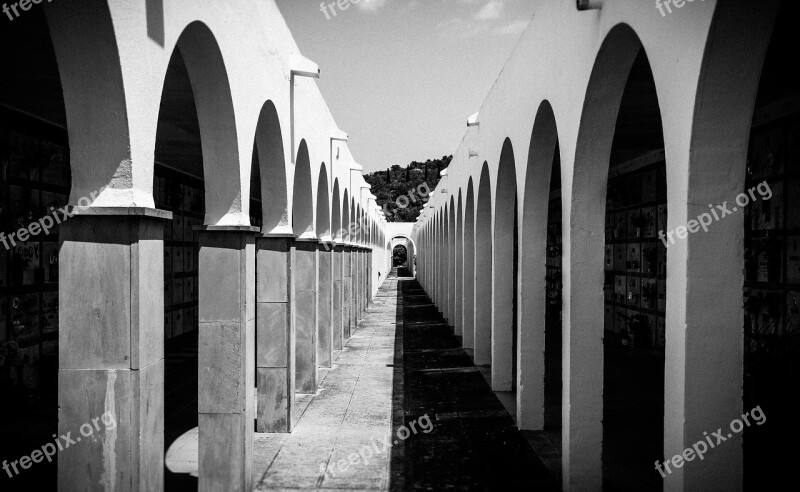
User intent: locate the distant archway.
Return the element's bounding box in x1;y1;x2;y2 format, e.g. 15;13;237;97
392;245;408;267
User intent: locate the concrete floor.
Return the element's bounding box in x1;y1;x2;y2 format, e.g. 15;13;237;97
253;279;399;491
164;269;559;491
396;274;557;491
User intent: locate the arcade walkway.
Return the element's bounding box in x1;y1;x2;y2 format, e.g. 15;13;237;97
246;269;555;491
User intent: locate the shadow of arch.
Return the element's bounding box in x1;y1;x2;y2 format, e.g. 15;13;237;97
356;205;363;244
172;21;242;225
293;140;314;238
475;163;493;366
254;100;289;233
351;197;357;242
316;164;331;240
342;190;350;242
44;0;126;206
332;180;342;240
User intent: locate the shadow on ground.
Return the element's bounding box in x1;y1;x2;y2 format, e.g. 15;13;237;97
389;269;557;491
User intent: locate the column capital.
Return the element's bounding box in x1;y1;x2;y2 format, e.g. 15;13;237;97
68;206;173;220
295;236;321;244
260;232;298;239
194;225;261;233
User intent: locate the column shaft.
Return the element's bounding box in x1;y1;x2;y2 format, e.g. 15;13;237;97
255;235;295;432
317;243;333;368
58;209;170;492
196;226;258;492
294;239;318;393
342;246;353;339
332;245;344;350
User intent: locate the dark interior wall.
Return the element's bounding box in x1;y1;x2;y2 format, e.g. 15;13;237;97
743;1;800;488
602;49;666;492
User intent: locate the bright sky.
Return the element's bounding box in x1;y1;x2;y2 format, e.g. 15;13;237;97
275;0;535;173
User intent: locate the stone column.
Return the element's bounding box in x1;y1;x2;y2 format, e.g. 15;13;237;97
355;248;362;320
317;241;334;368
367;250;373;305
360;248;367;317
255;234;295;433
58;208;171;492
352;246;361;327
342;245;353;340
196;225;258;492
362;248;368;314
294;238;319;394
332;244;344;350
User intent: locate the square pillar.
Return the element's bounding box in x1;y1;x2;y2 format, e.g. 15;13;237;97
358;248;366;319
255;234;295;433
58;208;171;492
342;245;353;340
352;246;359;324
350;246;359;331
365;249;371;304
332;244;344;350
294;239;319;394
354;248;361;321
317;241;334;368
196;225;258;492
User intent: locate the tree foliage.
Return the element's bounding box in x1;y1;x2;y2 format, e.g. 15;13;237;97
363;155;452;222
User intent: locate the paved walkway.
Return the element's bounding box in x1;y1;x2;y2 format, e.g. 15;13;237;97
253;270;557;491
164;270;557;490
395;275;556;491
253;276;400;491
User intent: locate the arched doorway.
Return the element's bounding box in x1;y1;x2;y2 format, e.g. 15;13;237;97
492;139;518;396
600;43;667;492
463;179;476;351
741;2;800;487
568;24;667;490
154;32;207;490
392;244;408;268
519;100;563;483
475;163;493;366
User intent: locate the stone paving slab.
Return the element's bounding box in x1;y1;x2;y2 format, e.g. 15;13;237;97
396;276;558;491
254;278;400;491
